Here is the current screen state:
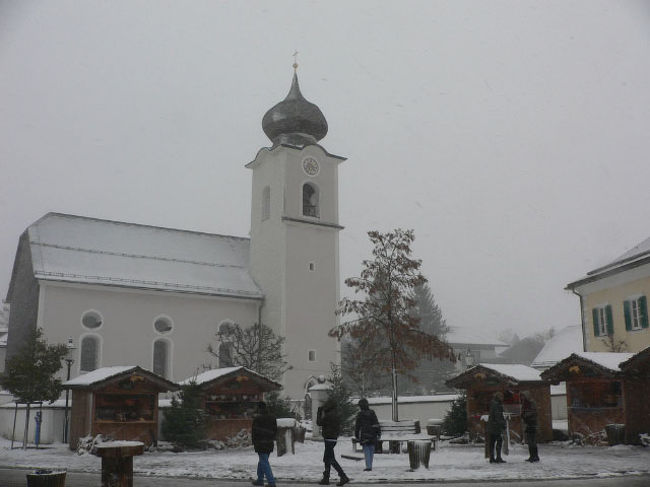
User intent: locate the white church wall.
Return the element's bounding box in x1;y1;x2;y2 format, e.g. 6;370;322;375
38;281;260;383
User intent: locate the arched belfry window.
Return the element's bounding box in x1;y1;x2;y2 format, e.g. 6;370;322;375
262;186;270;221
153;339;171;378
80;334;100;372
302;183;319;218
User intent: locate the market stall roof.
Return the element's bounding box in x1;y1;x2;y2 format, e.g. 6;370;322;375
63;365;178;392
446;363;544;389
179;366;282;392
619;346;650;375
540;352;634;383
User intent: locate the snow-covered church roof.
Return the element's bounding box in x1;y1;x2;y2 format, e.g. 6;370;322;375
531;325;583;370
19;213;263;299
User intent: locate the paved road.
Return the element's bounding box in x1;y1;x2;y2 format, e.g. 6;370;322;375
2;468;650;487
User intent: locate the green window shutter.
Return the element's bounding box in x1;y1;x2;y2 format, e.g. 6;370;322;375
592;308;600;336
624;300;632;331
606;305;614;336
640;296;649;329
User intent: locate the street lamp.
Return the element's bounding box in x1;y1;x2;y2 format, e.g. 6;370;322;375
63;337;76;444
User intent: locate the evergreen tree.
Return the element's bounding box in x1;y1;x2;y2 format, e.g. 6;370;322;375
442;393;467;437
0;328;68;449
407;283;456;393
330;229;456;420
326;363;357;434
207;322;289;381
265;391;299;419
162;381;207;449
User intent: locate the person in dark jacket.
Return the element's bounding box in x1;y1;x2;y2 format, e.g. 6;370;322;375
487;391;506;463
354;398;380;471
521;392;540;462
316;399;349;486
252;401;277;487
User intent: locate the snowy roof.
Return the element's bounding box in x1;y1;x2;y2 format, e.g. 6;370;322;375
573;352;634;372
531;325;583;369
541;352;635;382
63;365;177;390
24;213;263;299
619;346;650;372
567;235;650;289
446;327;507;347
179;366;281;390
446;363;544;389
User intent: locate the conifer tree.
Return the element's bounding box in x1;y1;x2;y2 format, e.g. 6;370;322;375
0;328;68;449
162;381;207;449
330;229;456;420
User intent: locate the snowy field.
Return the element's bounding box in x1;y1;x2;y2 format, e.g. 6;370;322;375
1;437;649;483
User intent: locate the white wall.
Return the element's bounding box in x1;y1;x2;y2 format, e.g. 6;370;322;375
0;402;66;444
365;395;459;428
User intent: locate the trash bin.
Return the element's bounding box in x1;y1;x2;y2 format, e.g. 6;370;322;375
605;424;625;446
407;440;432;470
426;419;443;439
26;469;66;487
276;418;297;456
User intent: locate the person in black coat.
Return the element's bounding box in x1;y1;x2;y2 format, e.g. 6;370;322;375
521;392;540;462
252;401;277;487
316;399;349;486
354;398;380;471
487;391;506;463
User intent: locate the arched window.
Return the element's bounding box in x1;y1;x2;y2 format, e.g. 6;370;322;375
80;335;100;372
262;186;270;221
302;183;319;218
153;339;171;378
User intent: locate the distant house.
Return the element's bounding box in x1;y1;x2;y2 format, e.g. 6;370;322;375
566;237;650;353
531;325;583;370
446;327;508;369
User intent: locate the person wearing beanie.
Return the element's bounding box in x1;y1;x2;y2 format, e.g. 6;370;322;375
354;398;381;471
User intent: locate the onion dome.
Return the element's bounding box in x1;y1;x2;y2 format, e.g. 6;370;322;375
262;72;328;146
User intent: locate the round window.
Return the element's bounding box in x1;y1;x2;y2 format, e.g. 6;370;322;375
81;311;102;329
154;317;173;334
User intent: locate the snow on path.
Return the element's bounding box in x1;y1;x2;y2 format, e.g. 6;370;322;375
1;438;648;482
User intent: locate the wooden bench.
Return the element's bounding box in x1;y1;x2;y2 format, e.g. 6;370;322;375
352;420;437;453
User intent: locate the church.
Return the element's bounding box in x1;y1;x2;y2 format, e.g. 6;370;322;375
4;68;345;402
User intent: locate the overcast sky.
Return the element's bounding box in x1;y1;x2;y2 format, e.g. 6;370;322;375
1;1;650;339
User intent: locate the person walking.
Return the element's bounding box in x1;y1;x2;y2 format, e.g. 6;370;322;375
252;401;277;487
354;398;380;472
487;391;506;463
317;399;350;486
521;391;540;462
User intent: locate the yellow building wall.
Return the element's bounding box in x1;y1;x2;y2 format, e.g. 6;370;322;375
583;276;650;352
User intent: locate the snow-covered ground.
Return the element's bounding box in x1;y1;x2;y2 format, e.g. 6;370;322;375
1;437;648;482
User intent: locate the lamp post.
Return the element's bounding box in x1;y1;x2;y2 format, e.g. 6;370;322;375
63;337;76;444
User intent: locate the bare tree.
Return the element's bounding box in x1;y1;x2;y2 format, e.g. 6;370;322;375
207;322;289;381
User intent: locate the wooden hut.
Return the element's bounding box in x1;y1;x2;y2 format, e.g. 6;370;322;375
618;347;650;444
64;366;178;449
541;352;634;443
446;363;552;443
179;366;282;441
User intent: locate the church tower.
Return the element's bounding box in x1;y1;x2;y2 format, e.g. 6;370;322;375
247;67;345;399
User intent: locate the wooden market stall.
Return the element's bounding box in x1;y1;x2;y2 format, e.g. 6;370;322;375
179;366;282;441
615;347;650;444
541;352;634;444
446;363;552;443
64;366;178;450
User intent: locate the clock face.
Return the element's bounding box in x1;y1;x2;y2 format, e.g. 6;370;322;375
302;157;320;176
